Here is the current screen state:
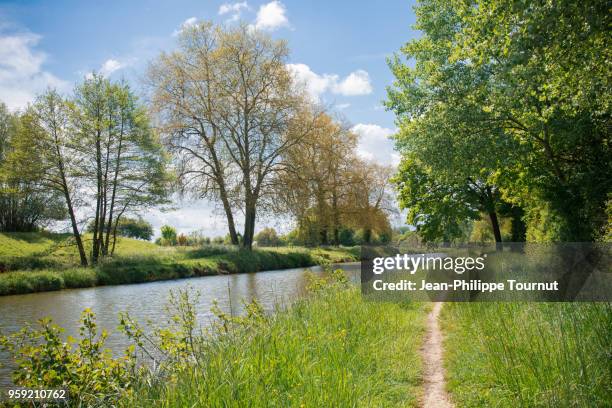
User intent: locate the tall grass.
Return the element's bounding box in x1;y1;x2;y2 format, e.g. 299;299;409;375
441;302;612;407
122;286;427;407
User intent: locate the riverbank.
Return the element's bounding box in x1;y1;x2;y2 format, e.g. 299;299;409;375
0;273;429;406
0;232;359;296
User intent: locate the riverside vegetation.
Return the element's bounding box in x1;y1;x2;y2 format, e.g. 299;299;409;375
0;271;429;407
0;232;358;296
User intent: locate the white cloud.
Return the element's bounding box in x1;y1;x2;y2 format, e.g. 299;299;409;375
100;59;123;76
351;124;399;166
254;1;289;31
0;31;68;110
335;103;351;110
286;63;337;101
219;2;248;22
173;17;198;36
286;63;373;101
332;69;372;96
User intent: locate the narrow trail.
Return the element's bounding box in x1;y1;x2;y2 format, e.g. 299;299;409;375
421;302;454;408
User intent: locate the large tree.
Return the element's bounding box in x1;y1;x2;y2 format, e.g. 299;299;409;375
149;22;314;249
387;0;610;242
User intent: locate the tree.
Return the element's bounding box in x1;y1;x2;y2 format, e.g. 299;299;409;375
278;112;357;245
72;75;170;259
0;103;65;232
254;227;281;246
160;225;177;246
149;22;315;249
87;216;153;241
7;91;89;265
387;0;609;242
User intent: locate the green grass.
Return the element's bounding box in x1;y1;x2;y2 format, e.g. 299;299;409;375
0;232;359;295
123;286;428;407
441;302;612;407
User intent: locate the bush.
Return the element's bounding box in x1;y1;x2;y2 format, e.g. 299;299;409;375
0;270;64;295
0;309;138;406
254;227;281;246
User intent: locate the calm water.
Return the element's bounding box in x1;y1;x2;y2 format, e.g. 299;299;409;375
0;263;361;386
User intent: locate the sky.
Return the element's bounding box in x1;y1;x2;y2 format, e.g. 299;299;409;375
0;0;419;237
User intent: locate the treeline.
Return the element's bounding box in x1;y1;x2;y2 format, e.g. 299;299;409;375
0;21;395;260
387;0;611;243
155;225;390;248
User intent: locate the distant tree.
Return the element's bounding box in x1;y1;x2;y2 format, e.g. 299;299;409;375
338;228;355;246
115;217;153;241
177;233;188;246
160;225;177;246
255;227;281;246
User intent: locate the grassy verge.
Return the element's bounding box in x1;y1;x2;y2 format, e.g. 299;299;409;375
440;302;612;407
0;241;359;296
123;285;427;407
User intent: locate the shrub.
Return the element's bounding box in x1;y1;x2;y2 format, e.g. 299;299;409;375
0;270;64;295
0;309;139;407
254;227;281;246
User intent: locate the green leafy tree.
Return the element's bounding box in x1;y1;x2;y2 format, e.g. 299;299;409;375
254;227;281;246
387;0;610;242
160;225;177;246
0;103;66;231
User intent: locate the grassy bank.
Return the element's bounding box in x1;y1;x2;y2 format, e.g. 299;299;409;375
0;275;429;407
121;284;428;407
441;302;612;407
0;232;359;296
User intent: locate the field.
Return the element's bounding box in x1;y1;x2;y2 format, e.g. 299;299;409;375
0;232;359;296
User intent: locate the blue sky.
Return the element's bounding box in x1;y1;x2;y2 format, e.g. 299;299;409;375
0;0;419;236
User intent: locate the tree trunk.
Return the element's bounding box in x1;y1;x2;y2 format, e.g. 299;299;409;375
488;211;502;244
219;191;239;245
243;203;256;250
64;189;88;267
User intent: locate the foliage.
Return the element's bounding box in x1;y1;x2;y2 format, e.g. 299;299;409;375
0;103;66;232
88;216;154;241
279;112;395;246
254;227;282;246
0;309;139;407
387;0;610;242
159;225;177;246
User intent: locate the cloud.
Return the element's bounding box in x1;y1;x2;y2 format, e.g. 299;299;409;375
254;1;289;31
173;17;198;36
335;103;351;110
100;59;123;76
332;70;372;96
0;31;68;110
351;123;400;166
286;63;373;101
219;1;248;22
84;58;127;79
